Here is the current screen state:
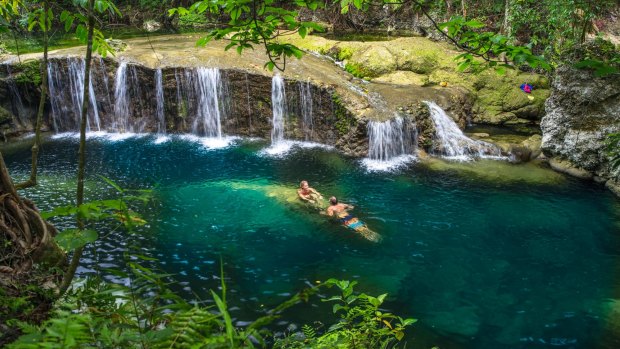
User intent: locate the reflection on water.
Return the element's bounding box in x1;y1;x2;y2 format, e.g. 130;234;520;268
4;134;620;349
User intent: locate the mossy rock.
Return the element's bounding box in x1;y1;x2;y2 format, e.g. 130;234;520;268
280;35;341;56
105;39;128;53
13;60;41;85
346;45;397;78
0;105;13;125
389;45;439;74
476;108;517;124
501;87;531;111
516;73;550;89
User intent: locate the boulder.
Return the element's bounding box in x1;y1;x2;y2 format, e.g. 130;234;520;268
346;45;397;78
541;64;620;184
371;70;428;86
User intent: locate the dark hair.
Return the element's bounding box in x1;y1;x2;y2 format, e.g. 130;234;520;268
329;196;338;205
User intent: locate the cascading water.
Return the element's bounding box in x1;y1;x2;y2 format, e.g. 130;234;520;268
270;75;287;144
425;101;503;160
155;69;165;134
367;117;416;161
191;68;224;138
47;58;101;132
362;117;417;171
298;80;313;140
2;64;28;126
245;73;253;133
113;62;131;132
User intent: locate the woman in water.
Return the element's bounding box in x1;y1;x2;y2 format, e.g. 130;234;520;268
297;180;324;208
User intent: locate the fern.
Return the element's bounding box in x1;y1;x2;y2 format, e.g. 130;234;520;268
302;324;316;340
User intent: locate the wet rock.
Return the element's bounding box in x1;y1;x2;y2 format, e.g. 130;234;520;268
105;39;128;53
548;158;594;179
372;70;428;86
521;134;542;160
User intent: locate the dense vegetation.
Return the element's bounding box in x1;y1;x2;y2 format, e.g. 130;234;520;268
0;0;618;348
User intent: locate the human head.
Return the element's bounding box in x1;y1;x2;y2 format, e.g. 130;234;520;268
300;180;308;189
329;196;338;205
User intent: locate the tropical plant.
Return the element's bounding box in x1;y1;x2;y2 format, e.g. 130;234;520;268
275;279;416;349
606;133;620;172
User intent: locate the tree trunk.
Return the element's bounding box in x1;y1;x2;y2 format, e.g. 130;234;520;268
0;151;65;279
59;0;95;295
461;0;467;18
16;0;48;190
503;0;511;37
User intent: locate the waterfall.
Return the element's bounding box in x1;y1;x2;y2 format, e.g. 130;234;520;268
271;75;287;144
2;64;28;126
155;69;165;134
47;58;101;132
113;62;130;132
298;80;313;140
367;117;416;161
245;73;253;133
191;68;223;138
425;101;503;160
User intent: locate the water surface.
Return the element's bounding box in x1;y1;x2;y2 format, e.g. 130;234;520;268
4;134;620;349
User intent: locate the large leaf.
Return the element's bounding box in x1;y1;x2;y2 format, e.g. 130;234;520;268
55;229;98;251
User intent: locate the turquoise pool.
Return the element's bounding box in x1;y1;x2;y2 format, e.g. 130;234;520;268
4;134;620;348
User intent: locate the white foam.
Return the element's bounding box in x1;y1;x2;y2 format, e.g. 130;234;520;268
51;132;80;140
177;134;238;149
259;140;333;157
360;154;417;172
153;135;171;144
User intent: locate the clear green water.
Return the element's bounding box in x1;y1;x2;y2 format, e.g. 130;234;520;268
5;134;620;349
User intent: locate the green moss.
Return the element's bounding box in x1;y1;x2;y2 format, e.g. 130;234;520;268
337;46;354;61
501;87;530;111
332;93;356;136
344;62;367;79
13;60;42;86
0;105;13;125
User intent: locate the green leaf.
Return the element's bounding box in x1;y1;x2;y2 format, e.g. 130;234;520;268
99;175;124;193
55;229;98;251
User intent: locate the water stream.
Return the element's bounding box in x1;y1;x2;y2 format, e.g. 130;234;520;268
363;117;417;171
48;58;101;132
155;68;165;134
270;74;287;144
426;101;504;160
298;80;313;140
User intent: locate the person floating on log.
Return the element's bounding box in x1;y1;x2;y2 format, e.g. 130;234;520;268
297;180;323;207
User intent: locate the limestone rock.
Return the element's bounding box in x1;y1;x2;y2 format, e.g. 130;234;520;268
521;134;542;160
105;39;128;53
541;65;620;184
371;70;428;86
548;158;594;179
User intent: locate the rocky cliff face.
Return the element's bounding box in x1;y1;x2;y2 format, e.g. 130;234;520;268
541;65;620;189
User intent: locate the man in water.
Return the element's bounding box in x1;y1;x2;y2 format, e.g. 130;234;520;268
297;180;323;206
326;196;355;218
326;196;381;242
